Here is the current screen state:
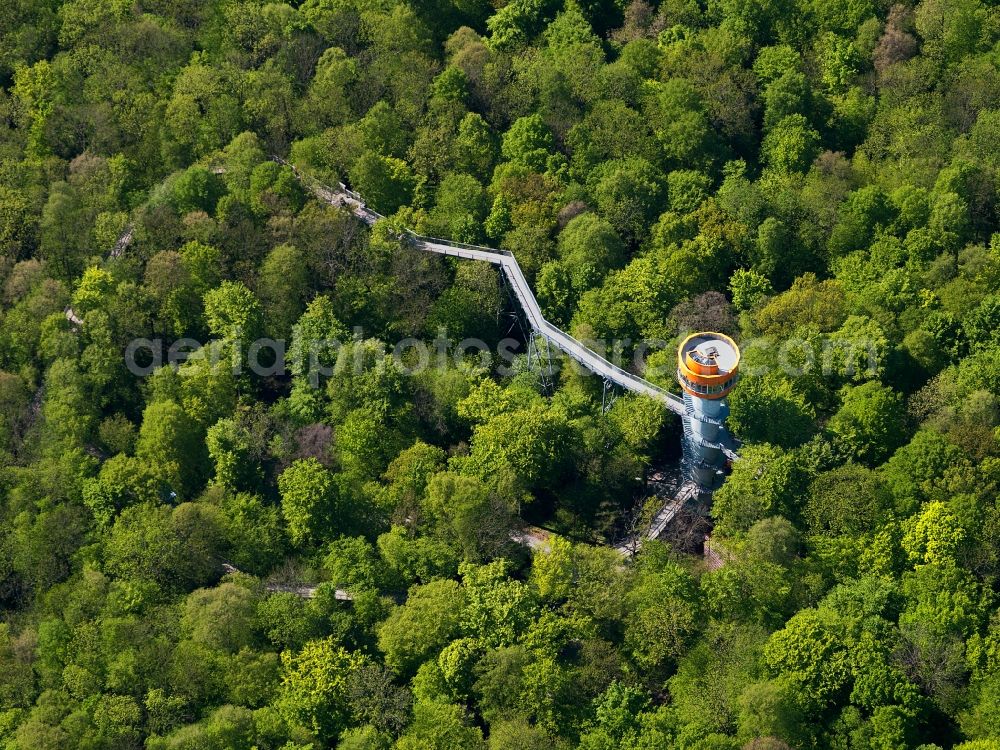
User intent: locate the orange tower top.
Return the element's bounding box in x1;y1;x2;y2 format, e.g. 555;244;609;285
676;332;740;400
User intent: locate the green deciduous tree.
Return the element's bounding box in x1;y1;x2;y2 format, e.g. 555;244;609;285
348;154;415;215
501;114;555;171
396;698;485;750
624;561;701;673
277;458;343;547
203;281;264;343
712;444;810;537
761;114;821;174
763;607;850;709
805;464;893;535
590;158;666;243
422;472;515;561
278;637;365;742
827;381;907;465
103;502;225;590
463;401;578;497
136;399;207;499
258;244;309;340
460;560;538;647
181;582;259;653
727;375;815;448
377;579;466;675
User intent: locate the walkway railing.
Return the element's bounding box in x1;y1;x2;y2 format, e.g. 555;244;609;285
277;158;688;417
283;158;739;545
180;159;706;444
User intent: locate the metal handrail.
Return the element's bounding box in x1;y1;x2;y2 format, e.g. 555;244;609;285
277;156;687;415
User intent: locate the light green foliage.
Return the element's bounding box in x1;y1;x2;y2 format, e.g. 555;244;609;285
762;114;821;173
250;161;306;216
460;560;538;647
348;154;416;215
162;60;243;166
258;244;309;339
277;458;342;547
278;637;365;741
288;295;349;381
727;374;815;448
642;78;716;170
179;241;223;292
735;676;806;746
625;561;701;673
702;555;794;628
901;502;966;567
530;534;575;602
454;113;499;179
753;273;847;335
377;579;466;675
763;71;812;130
203;281;264;342
337;405;409;479
181;582;259;653
222;492;286;575
577;680;650;748
206;417;261;492
667;169;712;214
529;537;627;625
12;59;57;157
170;166;225;216
41;358;96;447
97;413;136;455
729;269;774;311
825;315;888;383
487;0;559;48
71;267;114;315
424;173;488;242
379;441;447;514
747;517;798;567
816;33;862;92
396;698;485;750
559;210;625;277
827;381;907;465
103;502;225;590
378;526;460;586
422;472;514;561
488;718;558;750
301;47;357;132
173;352;240;428
3;0;1000;745
607;396;665;459
540;212;627;323
324;535;391;592
764;607;850;708
712;444;810;537
501;115;555;171
880;429;964;512
0;186;33;260
567;101;655;177
462;401;579;496
668;624;768;740
82;454;149;525
136;399;207;499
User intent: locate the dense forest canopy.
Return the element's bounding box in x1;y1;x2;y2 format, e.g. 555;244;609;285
1;0;1000;747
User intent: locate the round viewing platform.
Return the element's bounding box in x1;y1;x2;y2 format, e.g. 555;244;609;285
676;332;740;400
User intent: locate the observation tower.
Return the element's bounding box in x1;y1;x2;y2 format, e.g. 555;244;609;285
676;332;740;488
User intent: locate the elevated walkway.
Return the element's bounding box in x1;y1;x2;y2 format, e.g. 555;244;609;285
277;158;687;418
